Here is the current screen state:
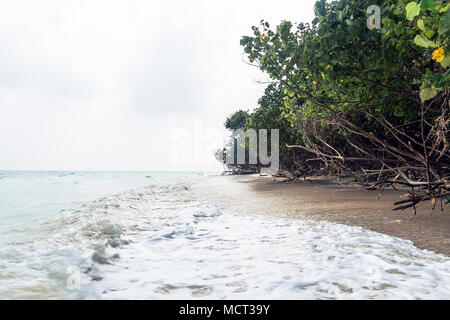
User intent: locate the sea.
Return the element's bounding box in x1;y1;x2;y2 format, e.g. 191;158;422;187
0;170;449;299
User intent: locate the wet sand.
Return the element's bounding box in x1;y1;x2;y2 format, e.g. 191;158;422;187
192;174;450;256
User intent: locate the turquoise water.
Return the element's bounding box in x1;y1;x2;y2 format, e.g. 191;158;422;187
0;171;206;299
0;171;195;245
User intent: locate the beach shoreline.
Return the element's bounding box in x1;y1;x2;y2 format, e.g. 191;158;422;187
192;174;450;256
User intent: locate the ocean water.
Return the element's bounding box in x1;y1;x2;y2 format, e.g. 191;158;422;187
0;171;449;299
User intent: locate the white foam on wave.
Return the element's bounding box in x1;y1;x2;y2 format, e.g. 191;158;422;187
1;173;450;300
89;185;450;300
0;174;206;299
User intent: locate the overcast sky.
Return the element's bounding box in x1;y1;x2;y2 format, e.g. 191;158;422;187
0;0;316;171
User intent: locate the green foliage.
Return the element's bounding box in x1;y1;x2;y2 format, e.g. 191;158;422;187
406;2;421;20
235;0;449;179
414;33;434;47
244;83;303;157
420;0;437;11
241;0;449;119
404;0;449;100
224;110;250;130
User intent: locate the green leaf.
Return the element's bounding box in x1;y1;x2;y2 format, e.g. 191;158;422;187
414;34;433;47
420;87;438;102
420;0;436;11
406;2;420;21
424;29;435;38
417;19;425;30
441;54;450;68
439;11;450;35
439;24;449;35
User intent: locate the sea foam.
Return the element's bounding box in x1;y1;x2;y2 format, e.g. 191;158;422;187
1;171;449;299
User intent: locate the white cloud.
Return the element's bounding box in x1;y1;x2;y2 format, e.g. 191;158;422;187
0;0;316;171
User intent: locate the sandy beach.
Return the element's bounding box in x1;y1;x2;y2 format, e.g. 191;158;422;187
192;174;450;256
